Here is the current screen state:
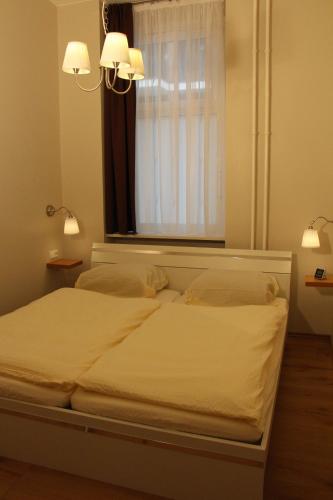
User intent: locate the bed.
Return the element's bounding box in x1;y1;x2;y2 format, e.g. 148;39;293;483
0;242;292;500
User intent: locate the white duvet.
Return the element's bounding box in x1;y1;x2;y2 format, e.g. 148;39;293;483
78;299;288;426
0;288;160;390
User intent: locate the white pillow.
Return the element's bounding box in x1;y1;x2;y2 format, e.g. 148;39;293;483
184;269;279;306
75;263;168;298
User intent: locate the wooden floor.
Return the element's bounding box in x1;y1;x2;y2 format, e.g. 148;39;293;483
264;333;333;500
0;333;332;500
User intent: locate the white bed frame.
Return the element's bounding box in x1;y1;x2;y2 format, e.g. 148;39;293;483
0;243;292;500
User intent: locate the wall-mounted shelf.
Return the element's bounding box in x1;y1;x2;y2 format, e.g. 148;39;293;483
47;258;82;270
305;275;333;287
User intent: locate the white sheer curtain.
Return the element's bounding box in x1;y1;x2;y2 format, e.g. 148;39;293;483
134;0;225;237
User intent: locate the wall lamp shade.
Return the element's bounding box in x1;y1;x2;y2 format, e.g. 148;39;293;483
100;32;130;69
302;228;320;248
62;41;91;75
118;48;145;81
46;205;79;236
302;216;333;248
64;216;80;235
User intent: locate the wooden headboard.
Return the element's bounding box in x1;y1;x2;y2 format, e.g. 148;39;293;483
91;243;292;299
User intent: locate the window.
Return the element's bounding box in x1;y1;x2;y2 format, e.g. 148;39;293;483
134;0;225;237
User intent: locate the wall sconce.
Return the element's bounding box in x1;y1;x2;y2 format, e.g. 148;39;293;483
302;216;333;248
46;205;80;235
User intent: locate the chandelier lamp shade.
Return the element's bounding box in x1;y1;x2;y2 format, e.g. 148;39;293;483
301;216;333;248
118;48;145;80
62;41;91;74
61;1;144;94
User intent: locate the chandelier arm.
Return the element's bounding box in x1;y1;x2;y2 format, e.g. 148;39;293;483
74;67;104;92
105;68;111;89
111;79;133;95
105;67;132;93
105;68;119;90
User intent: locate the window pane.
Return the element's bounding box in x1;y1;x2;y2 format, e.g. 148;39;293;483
134;0;225;237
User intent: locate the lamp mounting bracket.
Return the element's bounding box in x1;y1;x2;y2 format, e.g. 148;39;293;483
310;215;333;227
46;205;72;217
46;205;56;217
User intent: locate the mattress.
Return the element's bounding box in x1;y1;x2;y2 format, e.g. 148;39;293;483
72;299;288;442
0;375;72;407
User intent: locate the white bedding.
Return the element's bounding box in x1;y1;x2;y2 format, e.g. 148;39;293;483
72;310;286;441
72;305;285;441
0;288;160;393
77;299;288;431
155;289;181;303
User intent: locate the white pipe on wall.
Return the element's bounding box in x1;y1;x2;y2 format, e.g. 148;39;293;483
262;0;272;250
250;0;259;250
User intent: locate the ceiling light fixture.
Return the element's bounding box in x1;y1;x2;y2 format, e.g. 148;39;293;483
62;0;144;94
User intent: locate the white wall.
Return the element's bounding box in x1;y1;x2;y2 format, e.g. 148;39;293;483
269;0;333;334
56;0;333;334
0;0;63;315
57;0;104;271
226;0;333;334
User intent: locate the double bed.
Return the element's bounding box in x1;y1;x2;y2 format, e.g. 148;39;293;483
0;242;292;500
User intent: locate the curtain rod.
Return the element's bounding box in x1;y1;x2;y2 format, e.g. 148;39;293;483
103;0;223;5
103;0;174;4
131;0;173;5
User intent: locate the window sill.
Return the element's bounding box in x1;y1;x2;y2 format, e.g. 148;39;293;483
105;233;225;248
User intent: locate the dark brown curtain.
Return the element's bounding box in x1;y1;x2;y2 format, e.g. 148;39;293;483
104;3;136;234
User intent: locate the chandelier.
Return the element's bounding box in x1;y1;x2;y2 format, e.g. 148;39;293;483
62;0;144;94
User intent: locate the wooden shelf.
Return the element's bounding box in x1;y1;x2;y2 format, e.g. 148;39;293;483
305;275;333;287
47;259;83;270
